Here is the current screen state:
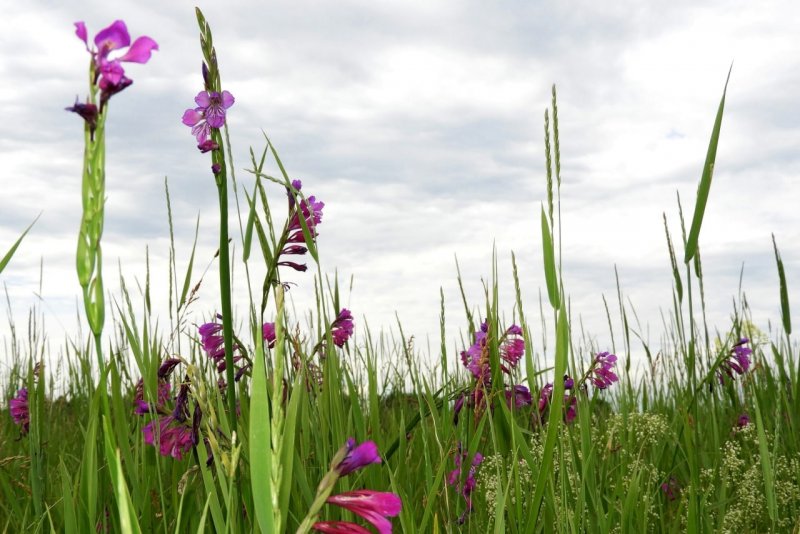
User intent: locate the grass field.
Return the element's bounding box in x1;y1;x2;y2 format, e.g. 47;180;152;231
1;10;797;534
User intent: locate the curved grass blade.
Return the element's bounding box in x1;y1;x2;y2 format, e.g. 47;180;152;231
541;205;560;309
684;66;732;263
0;214;40;274
772;234;792;335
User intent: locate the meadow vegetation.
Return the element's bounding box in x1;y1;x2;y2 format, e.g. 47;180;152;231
1;9;797;533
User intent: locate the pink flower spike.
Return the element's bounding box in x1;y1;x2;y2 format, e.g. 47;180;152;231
313;521;373;534
118;36;159;63
326;490;402;534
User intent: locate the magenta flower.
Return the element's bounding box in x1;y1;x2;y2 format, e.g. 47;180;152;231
133;380;171;415
9;388;29;435
277;189;324;272
661;476;680;501
142;415;194;460
262;322;277;348
199;318;225;362
500;324;525;370
591;352;619;389
142;380;199;460
326;490;402;534
182;90;235;146
537;377;577;423
331;309;355;347
313;522;373;534
505;384;532;409
336;438;381;476
447;444;483;524
73;20;158;108
718;338;752;383
736;412;750;428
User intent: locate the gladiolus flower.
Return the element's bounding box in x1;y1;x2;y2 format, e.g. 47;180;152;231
9;388;29;435
447;443;483;524
313;522;373;534
182;90;235;145
326;490;402;534
591;352;619;389
331;309;355;347
336;438;381;476
718;338;752;383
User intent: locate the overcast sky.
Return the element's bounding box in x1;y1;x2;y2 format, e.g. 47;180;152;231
1;0;798;373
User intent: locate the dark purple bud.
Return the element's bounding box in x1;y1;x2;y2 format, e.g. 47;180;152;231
563;375;574;390
281;245;307;256
99;76;133;110
158;358;182;378
172;378;190;421
65;99;99;130
212;163;222;175
198;139;219;153
453;394;465;425
203;437;214;466
278;261;307;272
191;403;202;446
202;61;210;88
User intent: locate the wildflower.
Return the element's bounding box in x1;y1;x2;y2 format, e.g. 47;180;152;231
133;380;171;415
73;20;158;108
505;384;532;409
591;352;619;389
325;490;402;534
331;309;355;347
276;190;324;273
211;163;222;175
718;338;752;383
500;324;525;369
335;438;381;476
262;322;277;348
736;412;750;428
313;522;372;533
198;317;246;376
661;476;680;501
142;379;198;460
447;444;483;524
65;99;99;131
182;90;235;146
158;358;182;378
536;377;577;423
9;388;29;435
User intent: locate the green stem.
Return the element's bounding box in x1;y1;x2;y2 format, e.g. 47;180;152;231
216;163;238;434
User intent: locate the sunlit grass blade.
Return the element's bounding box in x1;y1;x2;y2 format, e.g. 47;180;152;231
541;206;560;310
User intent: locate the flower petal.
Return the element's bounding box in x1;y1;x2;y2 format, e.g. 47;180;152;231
182;109;203;127
118;36;159;64
221;90;235;109
94;20;131;54
194;91;211;107
74;22;88;47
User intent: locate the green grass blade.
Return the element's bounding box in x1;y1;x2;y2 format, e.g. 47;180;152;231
541;205;560;309
0;213;39;274
772;234;792;335
684;66;732;263
249;337;274;533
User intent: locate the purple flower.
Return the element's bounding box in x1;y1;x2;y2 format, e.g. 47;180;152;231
331;309;355;347
718;338;752;383
9;388;29;435
460;322;489;381
335;438;381;476
505;384;532;409
158;358;182;378
313;522;373;534
563;375;575;390
142;415;194;460
199;319;225;362
500;324;525;370
453;394;465;424
65;99;99;131
591;352;619;390
73;20;158;107
133;379;171;415
326;490;402;534
262;322;276;348
182;90;235;145
737;412;750;428
277;192;324;272
447;444;483;524
537;378;577;424
661;476;680;501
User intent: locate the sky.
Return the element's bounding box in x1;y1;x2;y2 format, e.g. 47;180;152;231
1;0;798;373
